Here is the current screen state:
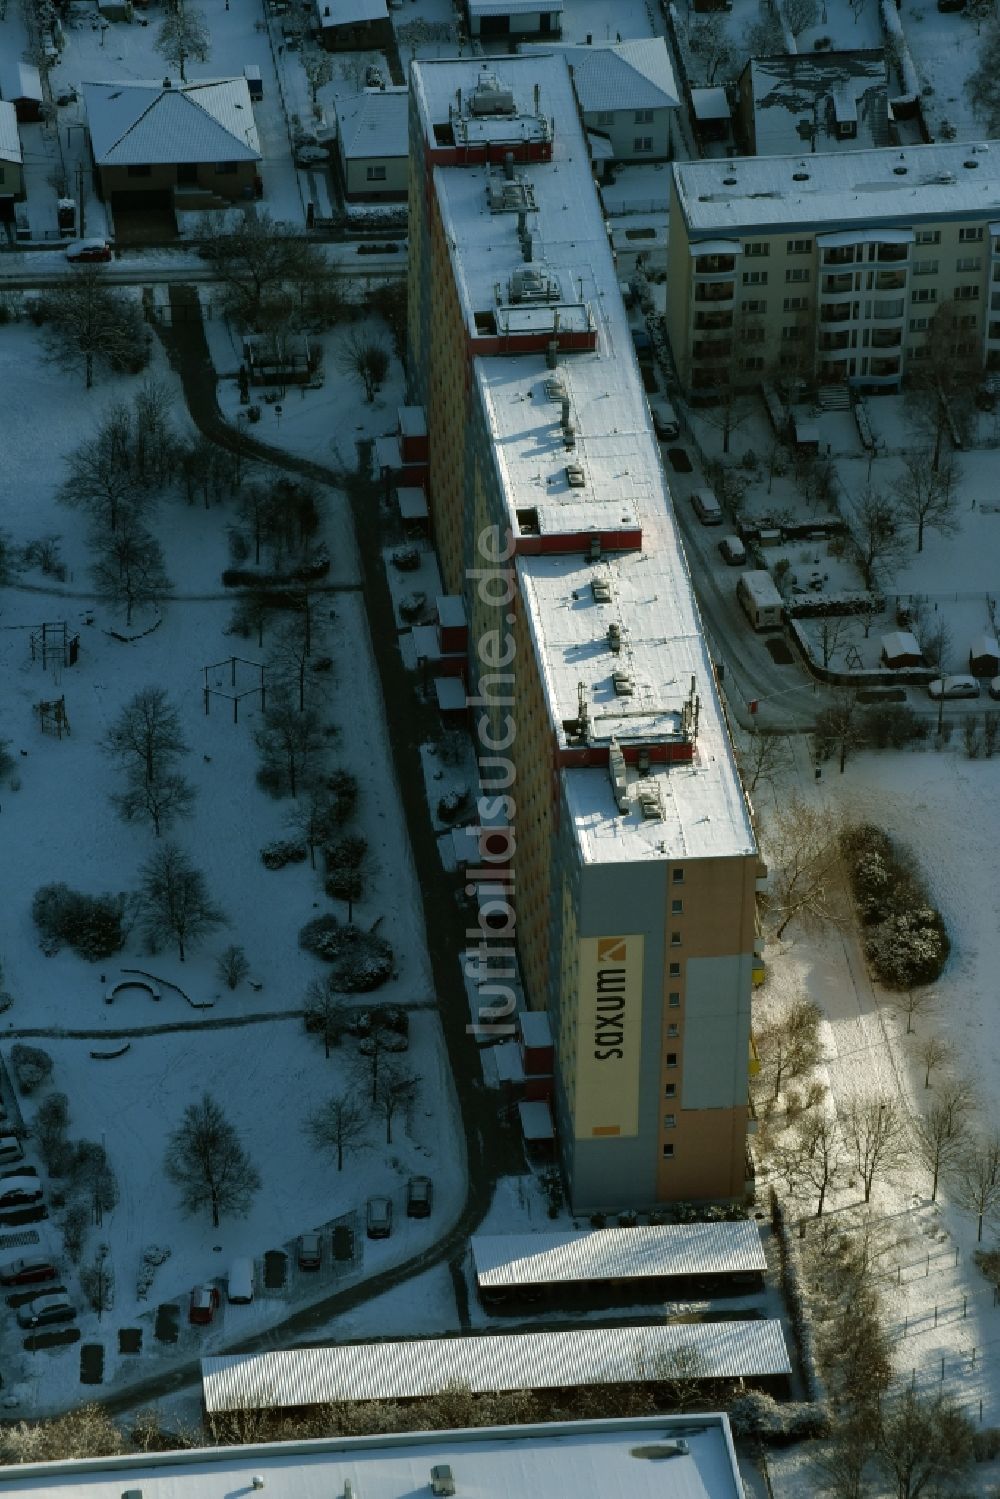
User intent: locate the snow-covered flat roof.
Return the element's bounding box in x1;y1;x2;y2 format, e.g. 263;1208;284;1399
203;1323;790;1412
469;0;563;13
0;100;21;165
675;140;1000;235
0;1419;747;1499
472;1221;766;1286
0;60;42;102
319;0;387;23
82;78;261;166
413;55;753;866
335;86;408;162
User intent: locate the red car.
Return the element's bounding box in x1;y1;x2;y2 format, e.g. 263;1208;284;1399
65;238;113;263
0;1256;57;1286
189;1284;220;1325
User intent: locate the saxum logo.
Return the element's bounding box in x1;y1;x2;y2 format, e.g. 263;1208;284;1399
594;937;628;1060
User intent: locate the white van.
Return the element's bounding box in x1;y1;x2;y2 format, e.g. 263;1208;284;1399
648;396;680;441
691;490;723;526
227;1257;254;1304
737;570;784;630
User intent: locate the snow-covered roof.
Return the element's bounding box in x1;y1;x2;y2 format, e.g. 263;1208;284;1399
82;78;261;166
675;140;1000;235
0;60;42;102
970;633;1000;659
469;0;562;13
336;87;408;162
690;87;730;122
7;1419;746;1499
472;1222;767;1286
319;0;387;25
203;1324;791;1411
880;631;921;659
745;51;888;157
0;101;21;165
519;1009;552;1048
536;39;679;113
411;55;754;867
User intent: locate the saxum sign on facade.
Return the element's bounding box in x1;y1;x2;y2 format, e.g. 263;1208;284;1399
575;935;644;1139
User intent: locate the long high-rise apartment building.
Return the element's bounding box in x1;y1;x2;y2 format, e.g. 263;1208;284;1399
406;55;757;1210
666;141;1000;395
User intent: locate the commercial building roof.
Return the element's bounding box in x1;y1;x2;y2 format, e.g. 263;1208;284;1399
319;0;388;23
534;38;679;113
411;55;754;866
743;51;888;157
471;1221;767;1287
674;139;1000;236
203;1323;791;1412
0;60;42;102
0;100;21;165
469;0;563;13
336;86;409;161
0;1418;748;1499
82;78;261;166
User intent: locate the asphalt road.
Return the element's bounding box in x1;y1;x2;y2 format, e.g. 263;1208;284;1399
0;241;407;290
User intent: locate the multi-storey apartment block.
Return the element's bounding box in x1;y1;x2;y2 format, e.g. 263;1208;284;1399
666;141;1000;396
407;54;757;1211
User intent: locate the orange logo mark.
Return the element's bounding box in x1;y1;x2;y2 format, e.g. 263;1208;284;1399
597;937;627;963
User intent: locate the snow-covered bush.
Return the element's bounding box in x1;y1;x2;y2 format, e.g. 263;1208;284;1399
324;768;358;825
323;833;367;902
437;787;469;823
298;916;394;992
60;1201;90;1262
136;1243;172;1300
34;1092;70;1170
31;883;129;960
771;1190;827;1405
864;907;949;989
11;1044;53;1095
727;1391;828;1443
399;590;427;622
391;546;420;571
260;839;308;870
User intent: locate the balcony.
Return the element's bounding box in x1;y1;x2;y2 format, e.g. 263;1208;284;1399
694;310;734;332
692;340;732;361
694;254;736;275
988;321;1000;343
875;270;906;291
871;328;902;350
876;243;909;263
821;273;853;295
868;356;902;379
818;330;851;352
822;246;857;267
819;304;853;324
694;282;735;304
872;298;905;321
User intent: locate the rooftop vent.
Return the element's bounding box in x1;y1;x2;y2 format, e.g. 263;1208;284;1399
509;265;560;303
723;176;737;185
544;376;566;401
607;623;622;653
638;784;663;821
893;166;907;175
792;171;809;181
612;669;634;697
487;178;537;213
545;339;559;370
590;537;602;562
591;576;612;604
964;159;979;169
469;72;515;116
608;737;629;815
563;424;576;449
565;462;585;488
431;1466;456;1497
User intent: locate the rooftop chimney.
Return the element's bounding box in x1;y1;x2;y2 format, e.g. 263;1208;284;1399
504;150;514;180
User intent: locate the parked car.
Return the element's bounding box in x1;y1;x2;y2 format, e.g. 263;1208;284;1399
189;1284;221;1325
366;1196;392;1239
0;1256;57;1286
665;447;693;473
0;1177;43;1208
989;677;1000;700
65;238;112;263
16;1293;75;1329
406;1175;433;1218
631;327;654;366
927;675;981;700
297;1232;323;1270
690;491;723;526
719;536;747;567
294;144;328;168
0;1136;22;1165
648;396;680;441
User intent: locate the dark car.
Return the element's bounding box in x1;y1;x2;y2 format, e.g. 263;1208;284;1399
297;1232;323;1270
406;1175;433;1218
366;1196;392;1239
189;1284;220;1325
65;238;113;263
0;1256;57;1286
666;447;693;473
17;1294;75;1329
631;328;654;366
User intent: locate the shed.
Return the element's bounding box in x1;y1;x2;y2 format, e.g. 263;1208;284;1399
396;486;428;535
518;1099;554;1156
969;633;1000;676
0;100;24;202
434;675;467;722
690;86;731;142
1;61;43;122
880;630;923;669
793;417;819;450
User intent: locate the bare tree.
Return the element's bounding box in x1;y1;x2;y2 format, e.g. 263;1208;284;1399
255;692;327;798
650;1344;705;1412
784;1110;845;1216
201;212;327;327
967;19;1000;133
852;486;905;589
40;270;145;390
911;1080;972;1201
114;769;195;836
302;47;333;106
784;0;818;34
895;453;960;553
951;1131;1000;1241
155;3;210;81
105;687;188;790
216;944;250;990
688;12;737;84
747;6;785;55
164;1094;260;1227
139;843;225;961
90;518;170;625
814;691;866;774
303;975;347;1058
756;998;823;1102
373;1058;418;1145
735;726;793;797
306;1090;368;1171
844;1093;909;1203
914;1034;951;1087
877;1387;974;1499
908;301;980;469
765;794;844;939
336;331;391;403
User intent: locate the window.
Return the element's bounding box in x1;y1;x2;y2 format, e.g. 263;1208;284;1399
596;110;614;125
958;311;978;327
956;256;982;273
670;931;682;947
668;991;680;1007
786;238;811;254
669;961;681;977
908;316;929;332
959;226;984;242
127;164;152;178
915;229;941;245
742;298;766;313
215;161;238;175
366;165;387;182
786;267;810;283
745;242;769;256
664;1083;676;1099
783;296;808;312
663;1114;676;1129
633;136;653;153
662;1143;675;1159
742;270;768;286
911;287;937;304
913;259;938;276
634;109;653;124
666;1024;679;1038
954;284;980;300
672;868;684;883
782;325;805;341
666;1052;678;1068
910;344;930;361
744;326;765;343
741;355;765;371
671;898;683;914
